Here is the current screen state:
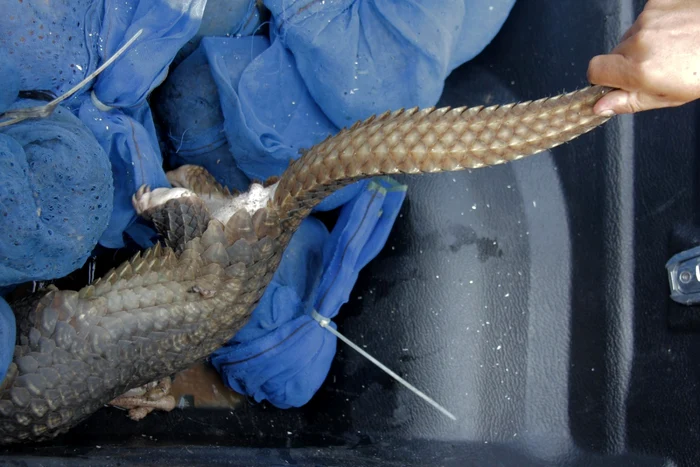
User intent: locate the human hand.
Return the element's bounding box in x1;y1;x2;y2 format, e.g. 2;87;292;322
587;0;700;116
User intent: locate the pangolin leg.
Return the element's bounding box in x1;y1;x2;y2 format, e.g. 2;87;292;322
109;377;177;421
132;185;212;253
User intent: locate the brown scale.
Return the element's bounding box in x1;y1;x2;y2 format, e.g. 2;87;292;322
0;86;613;444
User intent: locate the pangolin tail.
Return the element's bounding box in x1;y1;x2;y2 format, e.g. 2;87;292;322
272;85;612;226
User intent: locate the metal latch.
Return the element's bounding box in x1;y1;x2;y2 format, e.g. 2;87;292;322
666;245;700;305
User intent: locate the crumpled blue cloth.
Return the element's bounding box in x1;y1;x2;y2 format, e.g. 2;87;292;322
158;34;364;209
211;178;407;407
1;0;207;250
160;0;515;408
264;0;517;127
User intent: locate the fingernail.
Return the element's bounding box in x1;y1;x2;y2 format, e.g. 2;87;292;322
597;109;615;117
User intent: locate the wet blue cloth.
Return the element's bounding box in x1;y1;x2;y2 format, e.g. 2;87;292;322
1;0;207;250
162;0;515;408
211;178;407;408
0;298;16;383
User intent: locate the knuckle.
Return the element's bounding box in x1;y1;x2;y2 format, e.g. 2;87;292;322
626;97;646;113
636;59;660;83
629;28;653;48
635;10;652;28
635;9;660;29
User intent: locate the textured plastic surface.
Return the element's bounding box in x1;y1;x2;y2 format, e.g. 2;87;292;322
4;0;699;466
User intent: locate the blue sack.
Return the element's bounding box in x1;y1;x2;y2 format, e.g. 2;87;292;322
156;34;365;209
0;102;113;286
263;0;516;127
211;178;407;408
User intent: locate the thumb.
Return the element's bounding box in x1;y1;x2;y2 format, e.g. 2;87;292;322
593;89;677;115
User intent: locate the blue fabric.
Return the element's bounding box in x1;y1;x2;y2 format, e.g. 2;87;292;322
160;34;365;208
264;0;517;127
0;102;113;286
0;297;16;384
211;178;407;407
0;49;20;115
196;0;263;41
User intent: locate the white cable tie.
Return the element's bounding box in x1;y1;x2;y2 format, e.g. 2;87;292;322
311;309;456;421
90;91;114;112
0;28;143;127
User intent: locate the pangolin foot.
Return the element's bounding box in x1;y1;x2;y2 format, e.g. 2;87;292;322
109;377;177;421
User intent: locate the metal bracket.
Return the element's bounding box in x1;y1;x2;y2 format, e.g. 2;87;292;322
666;245;700;305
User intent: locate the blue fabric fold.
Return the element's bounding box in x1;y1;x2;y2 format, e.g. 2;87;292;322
211;178;407;408
0;297;16;384
159;35;366;209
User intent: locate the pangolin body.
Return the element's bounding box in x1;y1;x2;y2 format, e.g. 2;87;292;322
0;86;612;443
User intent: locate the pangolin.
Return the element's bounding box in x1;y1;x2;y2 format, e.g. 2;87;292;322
0;86;613;444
